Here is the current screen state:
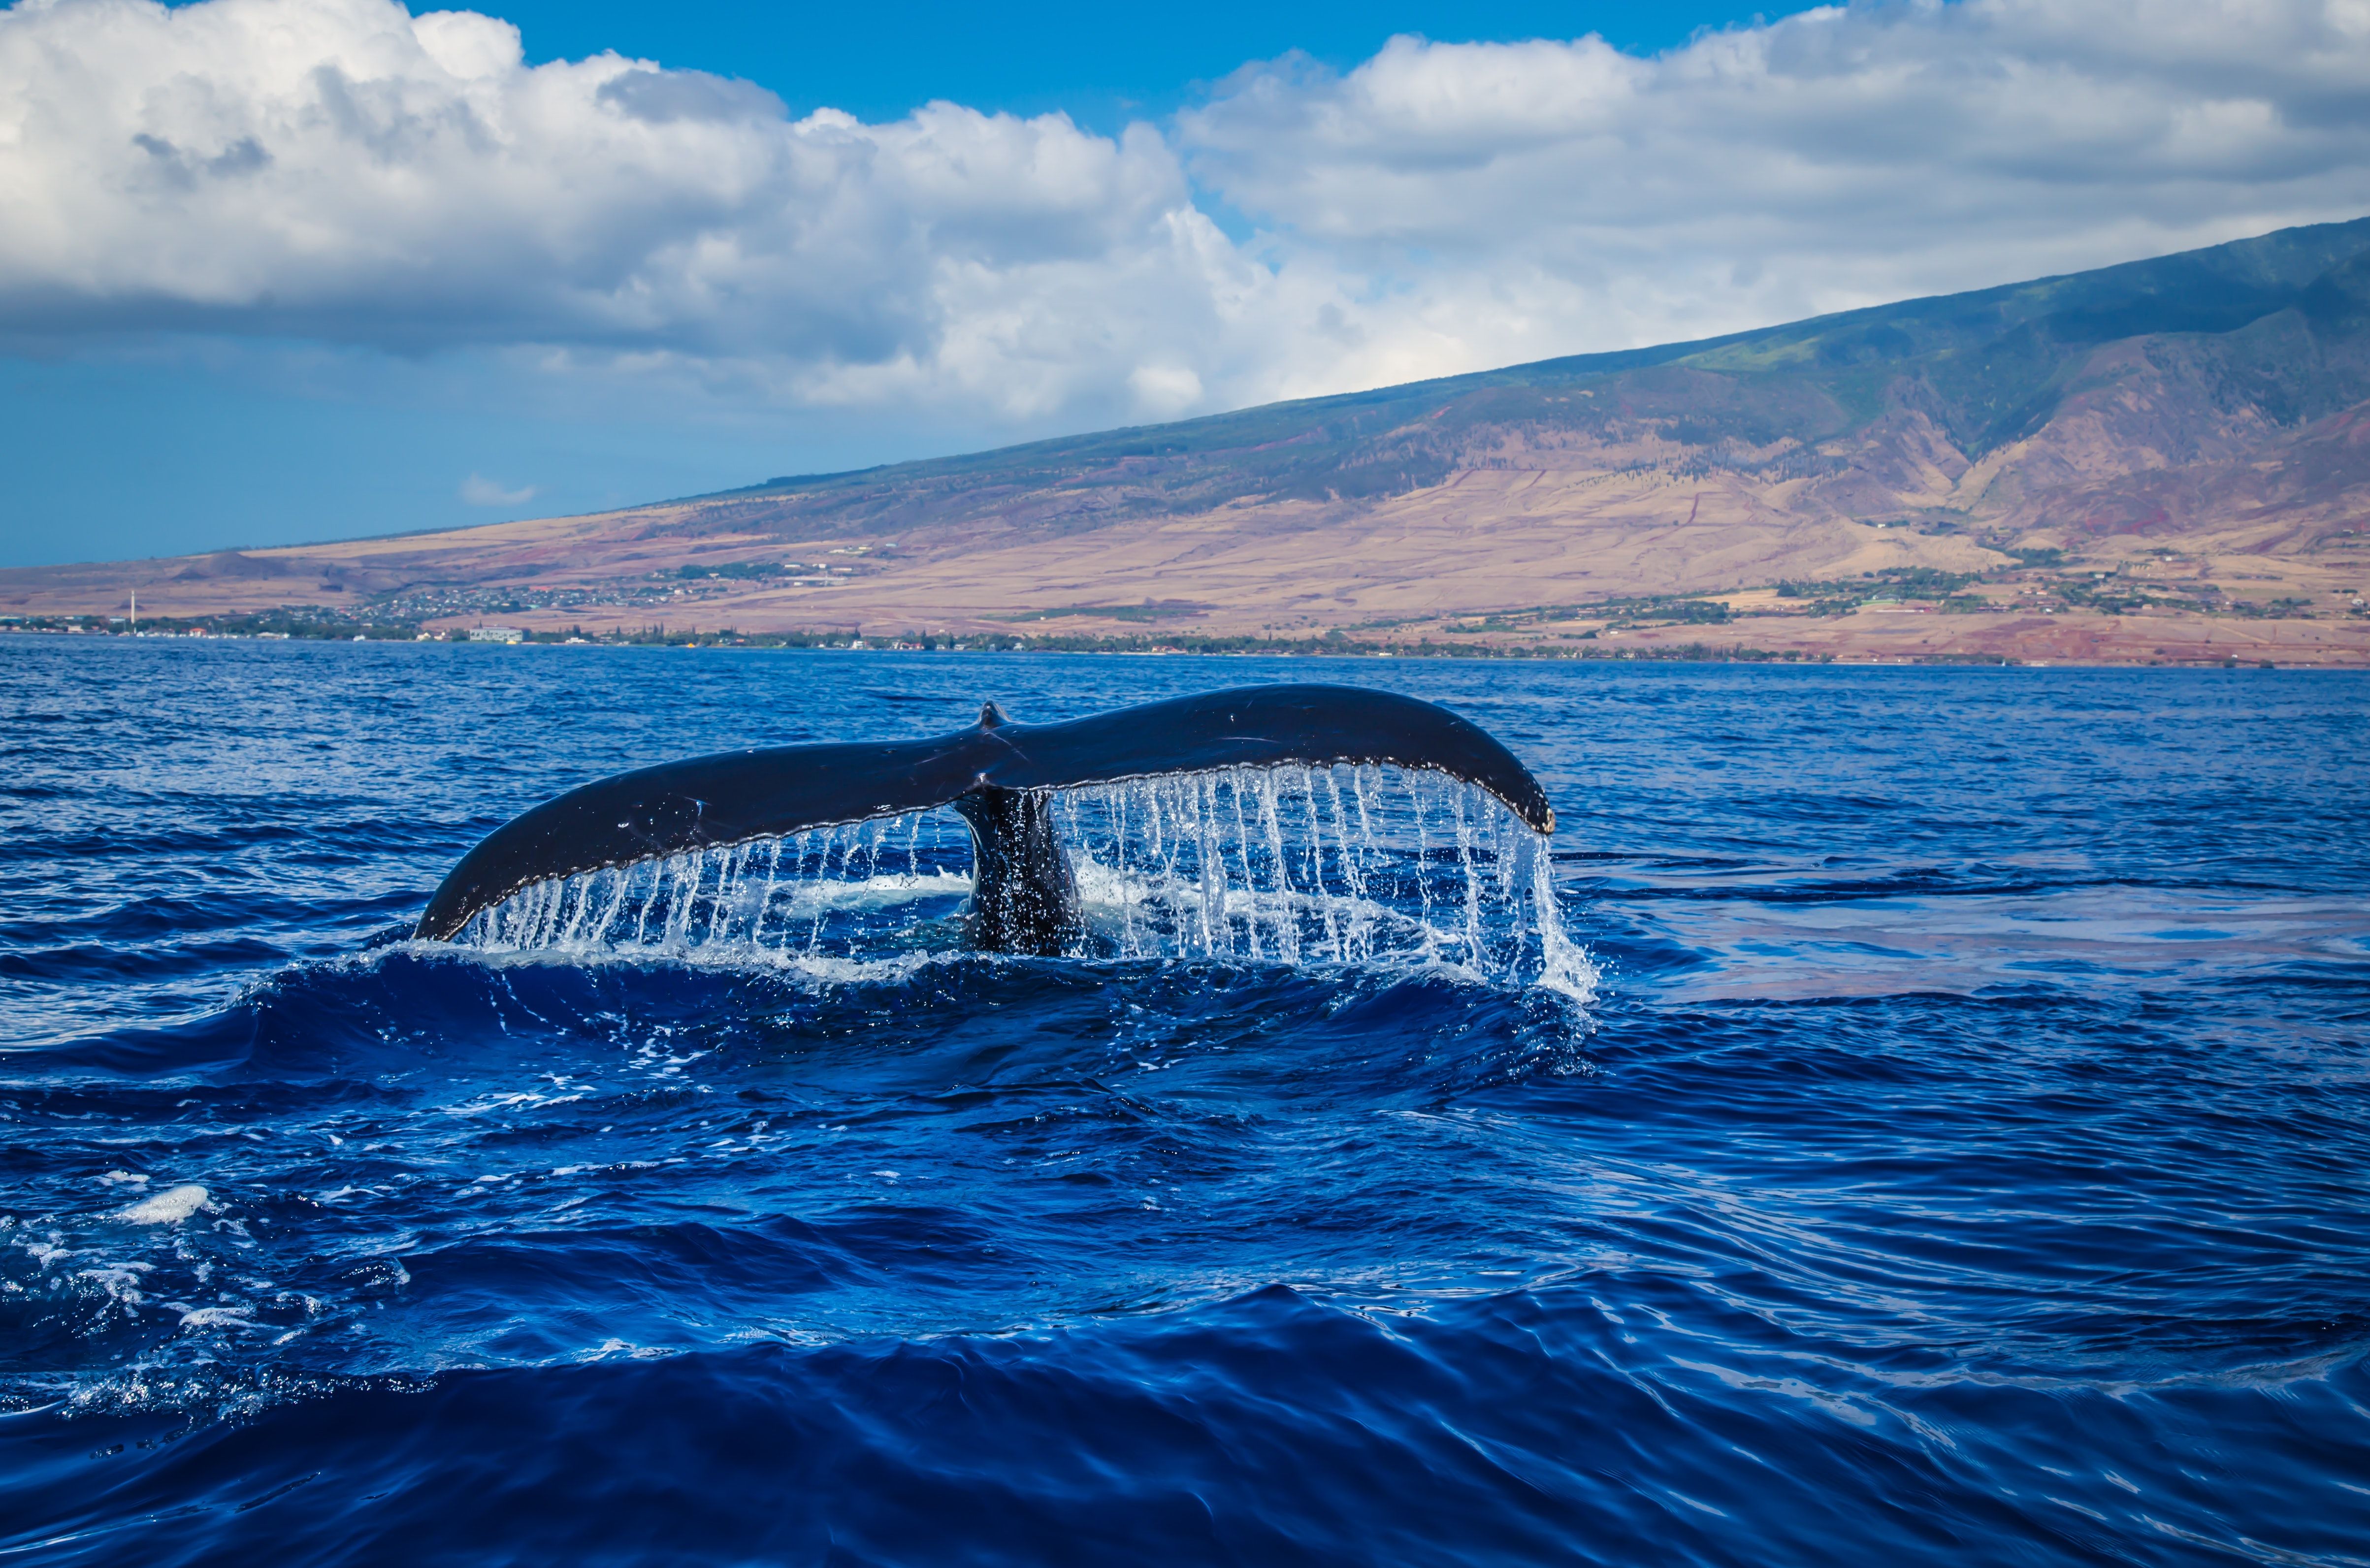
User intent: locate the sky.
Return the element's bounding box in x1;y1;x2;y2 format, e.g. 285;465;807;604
462;0;1814;128
4;0;2370;566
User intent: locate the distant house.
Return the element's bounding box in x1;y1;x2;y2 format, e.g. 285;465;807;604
470;627;525;643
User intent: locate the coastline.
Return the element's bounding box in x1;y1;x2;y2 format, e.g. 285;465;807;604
6;616;2361;668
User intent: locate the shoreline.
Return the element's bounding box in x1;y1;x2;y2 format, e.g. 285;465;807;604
3;618;2353;670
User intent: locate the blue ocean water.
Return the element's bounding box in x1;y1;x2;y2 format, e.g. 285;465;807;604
1;638;2366;1566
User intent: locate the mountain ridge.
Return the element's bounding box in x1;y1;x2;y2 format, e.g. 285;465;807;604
664;215;2370;522
7;217;2370;665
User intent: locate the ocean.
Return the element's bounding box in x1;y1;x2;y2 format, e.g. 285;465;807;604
1;637;2365;1565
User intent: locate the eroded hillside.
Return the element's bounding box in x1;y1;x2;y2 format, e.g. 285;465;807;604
7;218;2370;663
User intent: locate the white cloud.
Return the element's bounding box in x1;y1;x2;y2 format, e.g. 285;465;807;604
3;0;2370;439
0;0;1243;422
459;472;534;505
1181;0;2370;369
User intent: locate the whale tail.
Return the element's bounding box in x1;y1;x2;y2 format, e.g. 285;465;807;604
414;683;1553;954
947;783;1082;953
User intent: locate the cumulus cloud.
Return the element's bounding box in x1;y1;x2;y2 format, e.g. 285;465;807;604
0;0;1260;421
1184;0;2370;343
3;0;2370;435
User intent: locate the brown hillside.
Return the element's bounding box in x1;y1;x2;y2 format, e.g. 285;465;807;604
8;220;2370;665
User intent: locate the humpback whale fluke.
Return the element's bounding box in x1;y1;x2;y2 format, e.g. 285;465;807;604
415;683;1553;954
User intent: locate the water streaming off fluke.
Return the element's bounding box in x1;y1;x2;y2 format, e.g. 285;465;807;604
452;765;1594;998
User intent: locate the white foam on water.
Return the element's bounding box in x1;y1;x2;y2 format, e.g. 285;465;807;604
176;1306;264;1331
439;1086;591;1119
116;1184;210;1224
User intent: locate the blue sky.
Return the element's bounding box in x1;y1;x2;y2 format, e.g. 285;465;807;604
2;0;2366;567
478;1;1809;127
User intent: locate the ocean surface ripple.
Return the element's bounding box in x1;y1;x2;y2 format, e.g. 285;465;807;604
1;640;2365;1565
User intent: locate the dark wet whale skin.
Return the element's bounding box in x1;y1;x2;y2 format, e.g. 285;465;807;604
414;683;1555;944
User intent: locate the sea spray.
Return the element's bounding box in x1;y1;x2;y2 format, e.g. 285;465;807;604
452;765;1593;996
